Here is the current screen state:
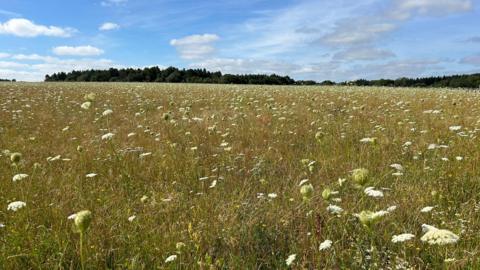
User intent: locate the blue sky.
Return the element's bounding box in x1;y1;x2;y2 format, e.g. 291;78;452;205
0;0;479;81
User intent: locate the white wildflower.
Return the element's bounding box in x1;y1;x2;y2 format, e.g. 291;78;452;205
420;206;435;213
86;173;97;178
165;254;177;263
319;240;333;251
101;132;115;140
12;173;29;182
327;204;343;214
421;224;459;245
364;187;384;198
285;254;296;266
392;233;415;243
102;109;113;116
7;201;26;211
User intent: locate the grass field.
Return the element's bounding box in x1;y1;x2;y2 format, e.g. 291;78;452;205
1;82;480;269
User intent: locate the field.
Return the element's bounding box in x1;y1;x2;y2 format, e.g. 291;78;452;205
1;82;480;269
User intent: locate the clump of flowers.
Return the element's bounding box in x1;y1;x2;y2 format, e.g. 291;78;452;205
300;183;314;202
392;233;415;243
352;168;369;186
7;201;26;211
420;224;459;245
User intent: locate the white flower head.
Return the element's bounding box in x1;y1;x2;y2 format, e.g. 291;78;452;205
102;109;113;116
392;233;415;243
86;173;97;178
420;224;459;245
319;240;333;251
420;206;435;213
7;201;26;211
12;173;29;182
364;187;384;198
285;254;296;266
81;101;92;110
101;132;115;140
327;204;343;214
128;215;136;222
165;254;177;263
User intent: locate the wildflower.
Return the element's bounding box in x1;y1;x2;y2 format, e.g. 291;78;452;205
392;233;415;243
74;210;92;233
352;168;369;186
165;254;177;263
285;254;296;266
128;215;136;222
300;184;314;202
356;210;388;227
268;193;278;199
322;188;332;200
176;242;186;250
449;126;462;131
10;152;22;163
360;137;377;144
139;152;152;158
7;201;26;211
298;179;309;186
127;132;136;138
101;132;114;140
85;173;97;178
327;204;343;214
386;205;397;212
84;93;96;101
319;240;333;251
390;163;404;171
102;109;113;116
420;206;435;213
364;187;384;198
67;213;77;220
81;101;91;110
421;224;459;245
140;195;149;203
12;173;29;182
209;180;217;188
338;178;346;186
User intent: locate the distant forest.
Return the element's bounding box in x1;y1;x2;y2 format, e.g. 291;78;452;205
0;78;16;82
43;66;480;88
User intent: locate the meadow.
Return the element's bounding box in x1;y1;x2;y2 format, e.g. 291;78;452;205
1;82;480;269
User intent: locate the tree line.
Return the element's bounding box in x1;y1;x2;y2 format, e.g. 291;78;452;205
44;67;306;85
44;66;480;88
0;78;16;82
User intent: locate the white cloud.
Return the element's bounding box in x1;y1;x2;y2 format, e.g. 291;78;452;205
0;54;120;81
320;19;396;46
0;18;74;37
0;52;10;58
390;0;473;20
170;34;219;60
99;22;120;31
101;0;128;7
460;55;480;66
12;54;56;62
190;58;300;75
52;45;104;56
333;47;396;61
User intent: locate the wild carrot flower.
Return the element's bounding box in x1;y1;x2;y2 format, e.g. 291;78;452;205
421;224;459;245
12;173;29;182
319;240;333;251
392;233;415;243
285;254;296;266
7;201;26;211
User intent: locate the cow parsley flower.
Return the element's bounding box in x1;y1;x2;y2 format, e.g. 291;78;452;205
7;201;26;211
81;101;92;110
364;187;384;198
101;132;114;140
285;254;296;266
102;109;113;116
165;254;177;263
392;233;415;243
86;173;97;178
319;240;333;251
421;224;459;245
327;204;343;214
12;173;29;182
449;126;462;131
128;215;136;222
420;206;435;213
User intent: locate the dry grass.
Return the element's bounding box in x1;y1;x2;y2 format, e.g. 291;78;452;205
1;82;480;269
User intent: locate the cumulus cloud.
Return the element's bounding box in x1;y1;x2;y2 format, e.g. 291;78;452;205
0;52;10;58
0;18;74;37
170;34;219;60
190;57;302;75
52;45;104;56
99;22;120;31
333;47;396;61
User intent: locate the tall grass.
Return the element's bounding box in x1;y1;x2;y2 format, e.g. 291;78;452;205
1;82;480;269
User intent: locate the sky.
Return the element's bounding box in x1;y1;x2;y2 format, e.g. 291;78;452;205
0;0;479;82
